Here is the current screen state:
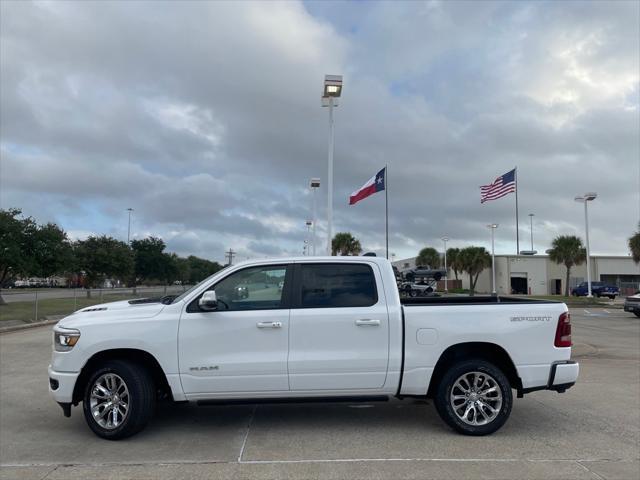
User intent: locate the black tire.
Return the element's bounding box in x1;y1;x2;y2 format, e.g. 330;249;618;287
634;312;640;318
82;359;155;440
434;359;512;436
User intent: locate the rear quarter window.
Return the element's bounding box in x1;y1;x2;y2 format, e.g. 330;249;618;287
298;263;378;308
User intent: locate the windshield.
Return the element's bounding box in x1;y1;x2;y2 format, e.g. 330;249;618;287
170;266;230;304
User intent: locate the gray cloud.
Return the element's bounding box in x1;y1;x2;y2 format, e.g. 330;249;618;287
1;0;638;263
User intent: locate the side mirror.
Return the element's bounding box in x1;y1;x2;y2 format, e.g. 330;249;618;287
198;291;218;311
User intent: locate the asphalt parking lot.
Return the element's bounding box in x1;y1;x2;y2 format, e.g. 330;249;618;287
1;308;638;480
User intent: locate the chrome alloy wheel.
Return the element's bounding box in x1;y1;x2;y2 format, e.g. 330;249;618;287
450;371;503;426
89;373;130;430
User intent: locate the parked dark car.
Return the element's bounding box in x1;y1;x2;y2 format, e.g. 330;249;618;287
624;292;640;317
571;281;619;299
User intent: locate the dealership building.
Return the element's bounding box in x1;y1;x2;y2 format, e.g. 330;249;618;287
393;255;640;296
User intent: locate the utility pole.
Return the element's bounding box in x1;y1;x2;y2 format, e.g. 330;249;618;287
225;248;236;266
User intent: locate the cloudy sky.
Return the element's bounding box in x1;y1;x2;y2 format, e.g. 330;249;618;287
1;0;639;263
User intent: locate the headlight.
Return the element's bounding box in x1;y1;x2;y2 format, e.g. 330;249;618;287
53;328;81;352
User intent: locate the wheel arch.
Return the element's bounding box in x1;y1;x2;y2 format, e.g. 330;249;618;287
426;342;521;398
72;348;172;405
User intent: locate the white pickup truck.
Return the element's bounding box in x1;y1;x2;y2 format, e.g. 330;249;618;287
49;256;578;440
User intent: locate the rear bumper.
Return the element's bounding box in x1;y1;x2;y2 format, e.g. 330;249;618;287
520;361;579;395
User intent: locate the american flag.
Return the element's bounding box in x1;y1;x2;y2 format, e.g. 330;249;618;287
480;169;516;203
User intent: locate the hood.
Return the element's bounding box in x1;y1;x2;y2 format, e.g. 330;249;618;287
57;298;166;329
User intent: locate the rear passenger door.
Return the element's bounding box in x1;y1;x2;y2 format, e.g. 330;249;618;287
288;262;390;391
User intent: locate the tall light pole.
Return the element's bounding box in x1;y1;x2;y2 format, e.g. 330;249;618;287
575;192;597;297
487;224;498;295
310;178;320;256
442;236;449;293
305;220;312;255
126;208;134;243
322;74;343;255
528;213;535;251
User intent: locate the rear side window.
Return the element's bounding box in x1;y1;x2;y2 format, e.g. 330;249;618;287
299;263;378;308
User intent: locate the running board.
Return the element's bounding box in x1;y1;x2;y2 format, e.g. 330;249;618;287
196;395;390;407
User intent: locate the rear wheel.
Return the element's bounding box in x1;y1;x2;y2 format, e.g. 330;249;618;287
82;359;155;440
434;359;512;435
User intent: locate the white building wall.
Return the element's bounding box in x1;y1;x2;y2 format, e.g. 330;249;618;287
394;254;637;295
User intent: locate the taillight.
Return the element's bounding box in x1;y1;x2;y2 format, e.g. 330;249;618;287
555;312;572;347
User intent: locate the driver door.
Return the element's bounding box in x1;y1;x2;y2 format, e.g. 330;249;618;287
178;264;292;397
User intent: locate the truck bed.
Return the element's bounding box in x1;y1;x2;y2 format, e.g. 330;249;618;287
401;295;561;306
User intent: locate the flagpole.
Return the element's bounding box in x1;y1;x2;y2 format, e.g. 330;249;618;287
385;165;389;259
515;166;519;255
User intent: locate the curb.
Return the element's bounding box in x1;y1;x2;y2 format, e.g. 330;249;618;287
0;319;59;334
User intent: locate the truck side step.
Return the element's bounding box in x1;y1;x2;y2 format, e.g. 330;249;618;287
197;395;390;407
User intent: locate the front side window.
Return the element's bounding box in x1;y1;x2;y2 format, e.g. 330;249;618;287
206;265;288;311
299;263;378;308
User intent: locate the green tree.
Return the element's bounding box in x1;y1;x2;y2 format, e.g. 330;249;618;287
0;209;37;303
160;253;180;284
331;232;362;256
447;247;462;281
31;222;74;280
74;236;133;293
416;247;440;268
629;224;640;264
187;256;223;284
548;235;586;296
131;237;168;284
459;246;491;295
174;256;191;285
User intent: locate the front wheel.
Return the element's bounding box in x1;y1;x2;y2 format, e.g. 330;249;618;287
434;359;512;436
82;359;156;440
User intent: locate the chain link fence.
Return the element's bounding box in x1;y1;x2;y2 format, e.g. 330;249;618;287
0;285;190;327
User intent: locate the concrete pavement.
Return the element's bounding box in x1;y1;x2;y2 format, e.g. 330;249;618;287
1;308;638;479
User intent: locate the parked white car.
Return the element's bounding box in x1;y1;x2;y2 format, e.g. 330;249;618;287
49;256;578;439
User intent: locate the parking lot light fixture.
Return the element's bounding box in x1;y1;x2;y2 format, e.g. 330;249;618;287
126;208;134;244
528;213;535;251
487;224;498;295
441;236;449;293
322;75;343;255
310;178;321;255
575;192;597;297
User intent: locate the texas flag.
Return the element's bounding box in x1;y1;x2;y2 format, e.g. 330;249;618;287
349;167;386;205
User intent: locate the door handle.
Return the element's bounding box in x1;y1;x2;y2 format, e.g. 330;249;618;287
355;319;380;326
257;321;282;329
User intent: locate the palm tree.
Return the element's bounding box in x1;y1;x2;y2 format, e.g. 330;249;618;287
447;247;461;280
629;224;640;264
416;247;440;268
548;235;586;296
331;232;362;256
459;246;491;295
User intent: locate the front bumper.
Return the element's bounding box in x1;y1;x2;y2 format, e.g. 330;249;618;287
624;303;640;313
48;365;79;404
